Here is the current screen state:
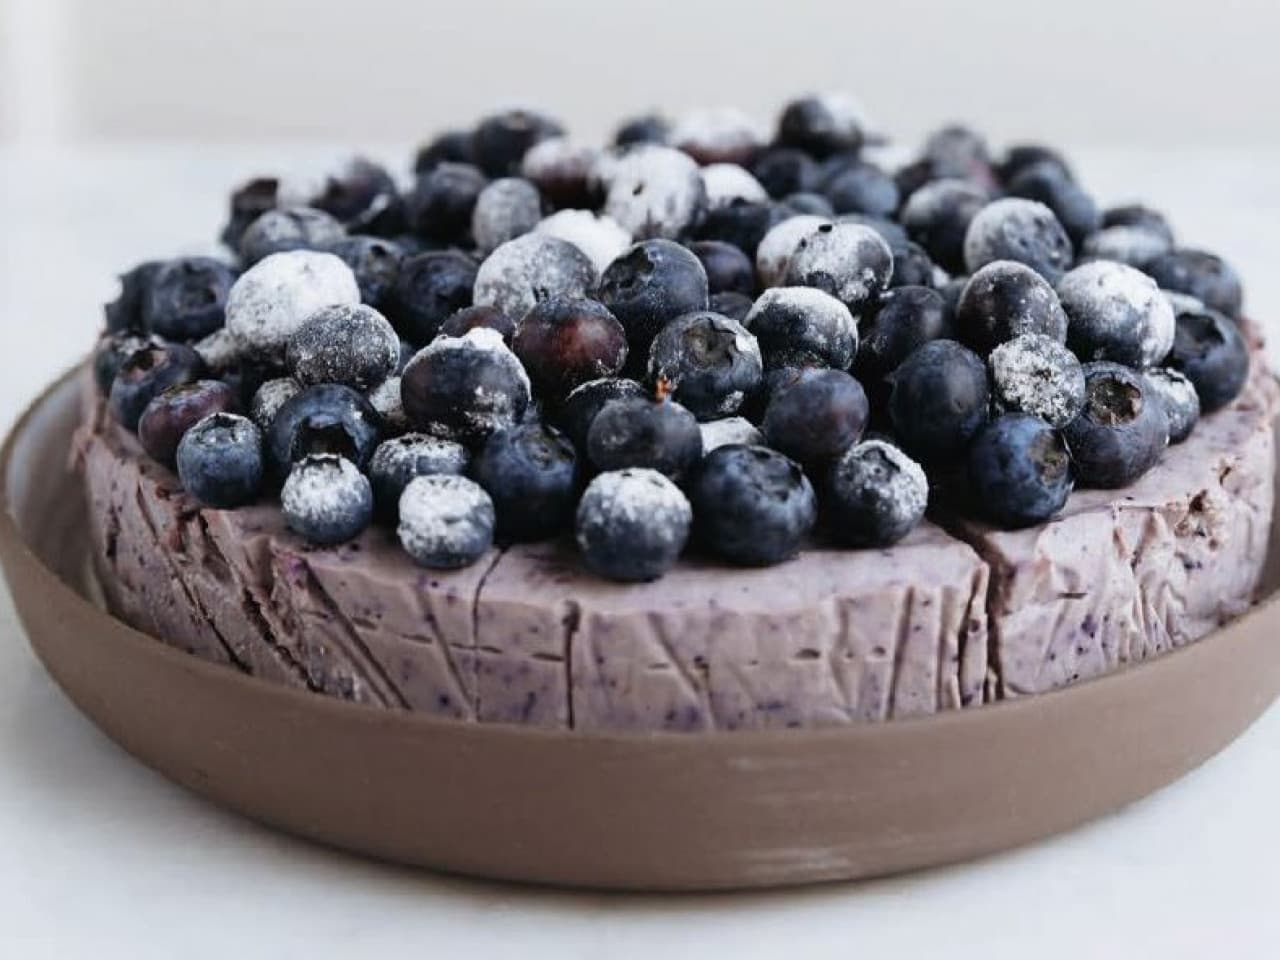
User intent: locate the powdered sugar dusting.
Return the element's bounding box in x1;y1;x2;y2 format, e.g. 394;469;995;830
1057;260;1174;368
193;326;240;372
671;107;765;162
472;177;542;254
368;375;409;434
280;454;370;531
601;145;706;240
756;215;829;288
700;163;768;209
699;416;764;452
250;377;302;429
989;333;1086;428
576;468;691;533
225;250;360;360
534;209;632;273
836;438;928;521
784;222;892;311
473;232;596;320
1081;225;1171;268
521;137;601;184
397;474;494;568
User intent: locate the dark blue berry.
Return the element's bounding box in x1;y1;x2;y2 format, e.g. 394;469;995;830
782;192;834;216
955;261;1068;355
597;240;709;355
614;114;670;148
473;422;579;542
1102;204;1174;246
1063;362;1168;488
889;240;935;288
827;440;929;547
238;207;346;266
286;303;400;390
888;340;990;464
556;377;648;452
141;257;236;342
138;380;237;467
400;328;531;443
220;177;279;252
511;297;629;399
309;157;401;232
708;291;754;325
104;260;163;333
1144;368;1200;444
964;198;1073;283
438;303;518;344
413;130;476;174
854;286;951;384
998;144;1074;186
280;454;373;545
744;287;857;370
922;125;994;183
1144;248;1244;319
968;414;1073;527
750;148;820;198
406;162;488;241
326;236;403;310
776;96;864;157
109;341;203;431
176;413;264;509
398;475;495;568
762;367;868;467
1057;261;1174;369
695;200;791;257
1164;306;1249;413
784;221;893;316
690;444;816;566
575;469;691;582
369;433;469;512
266;383;381;480
1007;161;1100;247
823;162;899;218
647;311;763;420
389;250;478;345
93;331;160;395
900;179;988;275
587;393;703;480
472;109;564;177
689;240;755;296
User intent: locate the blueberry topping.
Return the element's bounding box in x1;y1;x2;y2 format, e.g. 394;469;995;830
512;297;629;399
888;240;935;289
601;145;706;241
762;367;868;467
968;414;1073;527
266;383;381;479
249;377;301;430
854;286;951;385
647;311;762;419
598;239;709;355
473;233;596;321
280;454;373;545
473;422;579;542
555;377;648;452
367;376;409;436
701;164;769;209
138;379;237;467
955;260;1069;354
988;333;1086;428
369;433;470;512
688;240;755;296
109;341;203;431
413;130;477;174
708;290;754;324
755;215;828;288
308;157;400;232
750;148;820;198
888;340;990;464
406;162;488;241
699;416;764;452
744;287;858;370
286;303;401;391
520;138;601;210
472;109;564;177
1102;204;1174;246
1057;261;1174;369
823;162;899;218
471;177;543;254
225;250;361;361
1144;368;1201;444
175;413;264;509
827;439;928;547
93;331;161;396
1080;225;1171;269
1164;307;1249;412
776;95;865;157
998;144;1074;186
673;108;763;166
139;257;236;342
1144;248;1243;319
900;179;988;275
220;177;279;252
438;303;518;344
1063;362;1168;488
389;250;479;345
396;475;495;569
784;222;893;316
104;260;164;333
532;209;630;274
575;469;691;582
586;392;703;480
238;206;346;266
614;114;670;148
326;236;404;310
963;197;1073;283
1006;161;1100;247
695;200;790;256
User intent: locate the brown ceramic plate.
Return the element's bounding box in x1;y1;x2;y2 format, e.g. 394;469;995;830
3;367;1280;892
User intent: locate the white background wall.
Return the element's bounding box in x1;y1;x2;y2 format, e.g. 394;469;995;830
3;0;1279;149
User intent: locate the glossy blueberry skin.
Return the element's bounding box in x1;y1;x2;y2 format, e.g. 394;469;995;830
762;368;869;467
265;383;381;481
140;257;236;342
389;251;478;345
750;148;820;198
826;440;929;548
854;286;951;385
689;240;755;296
555;377;648;452
648;311;763;420
1164;307;1249;412
777;96;864;157
175;413;264;509
597;240;710;355
823;163;899;219
413;130;477;175
406;162;488;241
512;297;628;399
889;240;935;288
955;261;1069;354
108;342;204;431
708;291;754;325
695;201;791;257
614;114;670;148
220;177;279;252
998;144;1074;186
1063;362;1168;488
473;422;579;542
472;109;564;177
1103;204;1174;246
104;260;164;333
1006;161;1100;247
1144;248;1244;318
92;331;159;396
138;380;238;467
888;340;990;465
690;444;816;566
326;236;403;309
782;192;834;216
280;454;374;545
575;469;690;582
438;304;518;344
968;414;1073;528
587;396;703;480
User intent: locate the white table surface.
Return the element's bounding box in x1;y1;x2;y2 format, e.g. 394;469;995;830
2;144;1279;959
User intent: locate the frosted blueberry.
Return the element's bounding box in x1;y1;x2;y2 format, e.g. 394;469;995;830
520;137;602;209
176;413;265;509
700;163;769;209
367;376;409;435
671;107;765;165
600;145;706;240
1144;367;1200;444
575;468;692;582
397;475;495;569
369;433;470;511
280;454;373;545
473;233;596;320
533;209;631;274
744;287;858;370
225;250;360;361
955;260;1069;354
784;222;893;315
755;215;828;288
827;439;928;547
286;303;400;390
1080;225;1171;269
250;377;301;431
400;327;531;442
963;197;1073;283
471;177;543;254
698;416;763;452
989;333;1086;429
1057;260;1175;369
238;206;346;265
647;311;762;419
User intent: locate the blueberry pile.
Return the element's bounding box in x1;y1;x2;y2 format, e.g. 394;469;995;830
96;96;1252;583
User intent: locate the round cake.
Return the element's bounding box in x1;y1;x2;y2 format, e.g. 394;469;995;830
75;96;1279;732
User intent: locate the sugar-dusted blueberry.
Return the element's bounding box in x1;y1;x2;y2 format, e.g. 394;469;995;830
827;439;928;548
225;250;360;361
900;179;988;275
109;341;203;431
614;113;670;148
700;163;769;209
532;209;631;274
139;257;236;342
138;379;237;466
438;304;517;344
776;94;866;157
784;222;893;316
369;433;469;512
1144;248;1244;319
921;125;994;183
597;239;709;353
249;377;301;431
175;413;264;509
1006;161;1100;247
93;331;160;396
762;367;868;467
853;285;951;385
238;206;346;266
555;376;648;452
472;108;564;177
286;303;400;391
280;454;373;545
647;311;762;419
783;192;835;216
837;213;909;251
367;376;409;436
755;215;828;288
963;197;1073;283
889;240;934;288
1058;260;1175;368
699;416;764;453
104;260;164;333
600;145;706;241
744;286;858;370
473;422;579;542
401;327;531;443
696;200;790;257
1063;362;1168;488
220;177;279;252
1080;225;1171;269
672;108;764;166
969;414;1074;528
389;250;478;345
888;340;990;464
708;291;754;324
955;260;1069;354
689;240;754;296
1164;306;1249;413
471;177;543;254
326;235;403;310
750;148;820;199
587;391;703;480
308;157;401;233
266;383;381;479
473;232;596;321
520;138;601;209
575;468;691;582
1144;367;1201;444
413;130;476;174
989;333;1086;428
691;444;815;566
823;162;899;219
192;327;239;375
512;297;628;399
1102;204;1174;246
998;144;1074;186
398;474;495;569
406;162;488;242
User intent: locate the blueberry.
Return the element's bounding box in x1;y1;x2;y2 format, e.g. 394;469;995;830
512;297;629;399
889;240;935;289
520;138;601;210
473;233;596;321
647;311;762;420
998;144;1074;186
1164;306;1249;412
827;439;929;547
1006;161;1100;247
239;206;346;266
473;422;579;542
401;328;531;443
784;222;893;316
586;392;703;480
175;413;264;509
438;304;517;344
837;213;909;250
1079;226;1171;269
398;475;495;568
755;215;828;287
1063;362;1168;488
555;377;648;452
389;250;478;345
963;198;1073;283
762;368;868;467
602;145;706;241
1057;261;1174;368
532;209;631;274
413;130;477;174
109;341;203;431
308;157;401;232
989;333;1086;428
853;286;951;385
220;177;279;252
689;240;756;296
888;340;990;465
699;416;764;452
921;126;995;184
367;376;409;436
286;303;400;391
1102;204;1174;246
575;469;691;582
326;236;403;310
955;260;1069;354
1144;368;1201;444
406;162;488;242
968;414;1073;528
266;383;381;480
471;177;543;254
1144;248;1244;319
280;454;373;545
369;433;470;512
598;239;709;354
250;377;302;430
93;331;161;396
708;291;754;324
900;179;988;275
472;109;564;177
744;287;858;370
700;164;769;209
776;95;865;157
782;192;835;216
614;114;670;148
104;260;163;333
750;148;820;198
139;257;236;342
695;200;790;257
138;380;238;466
823;162;899;218
225;250;361;361
672;108;763;166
